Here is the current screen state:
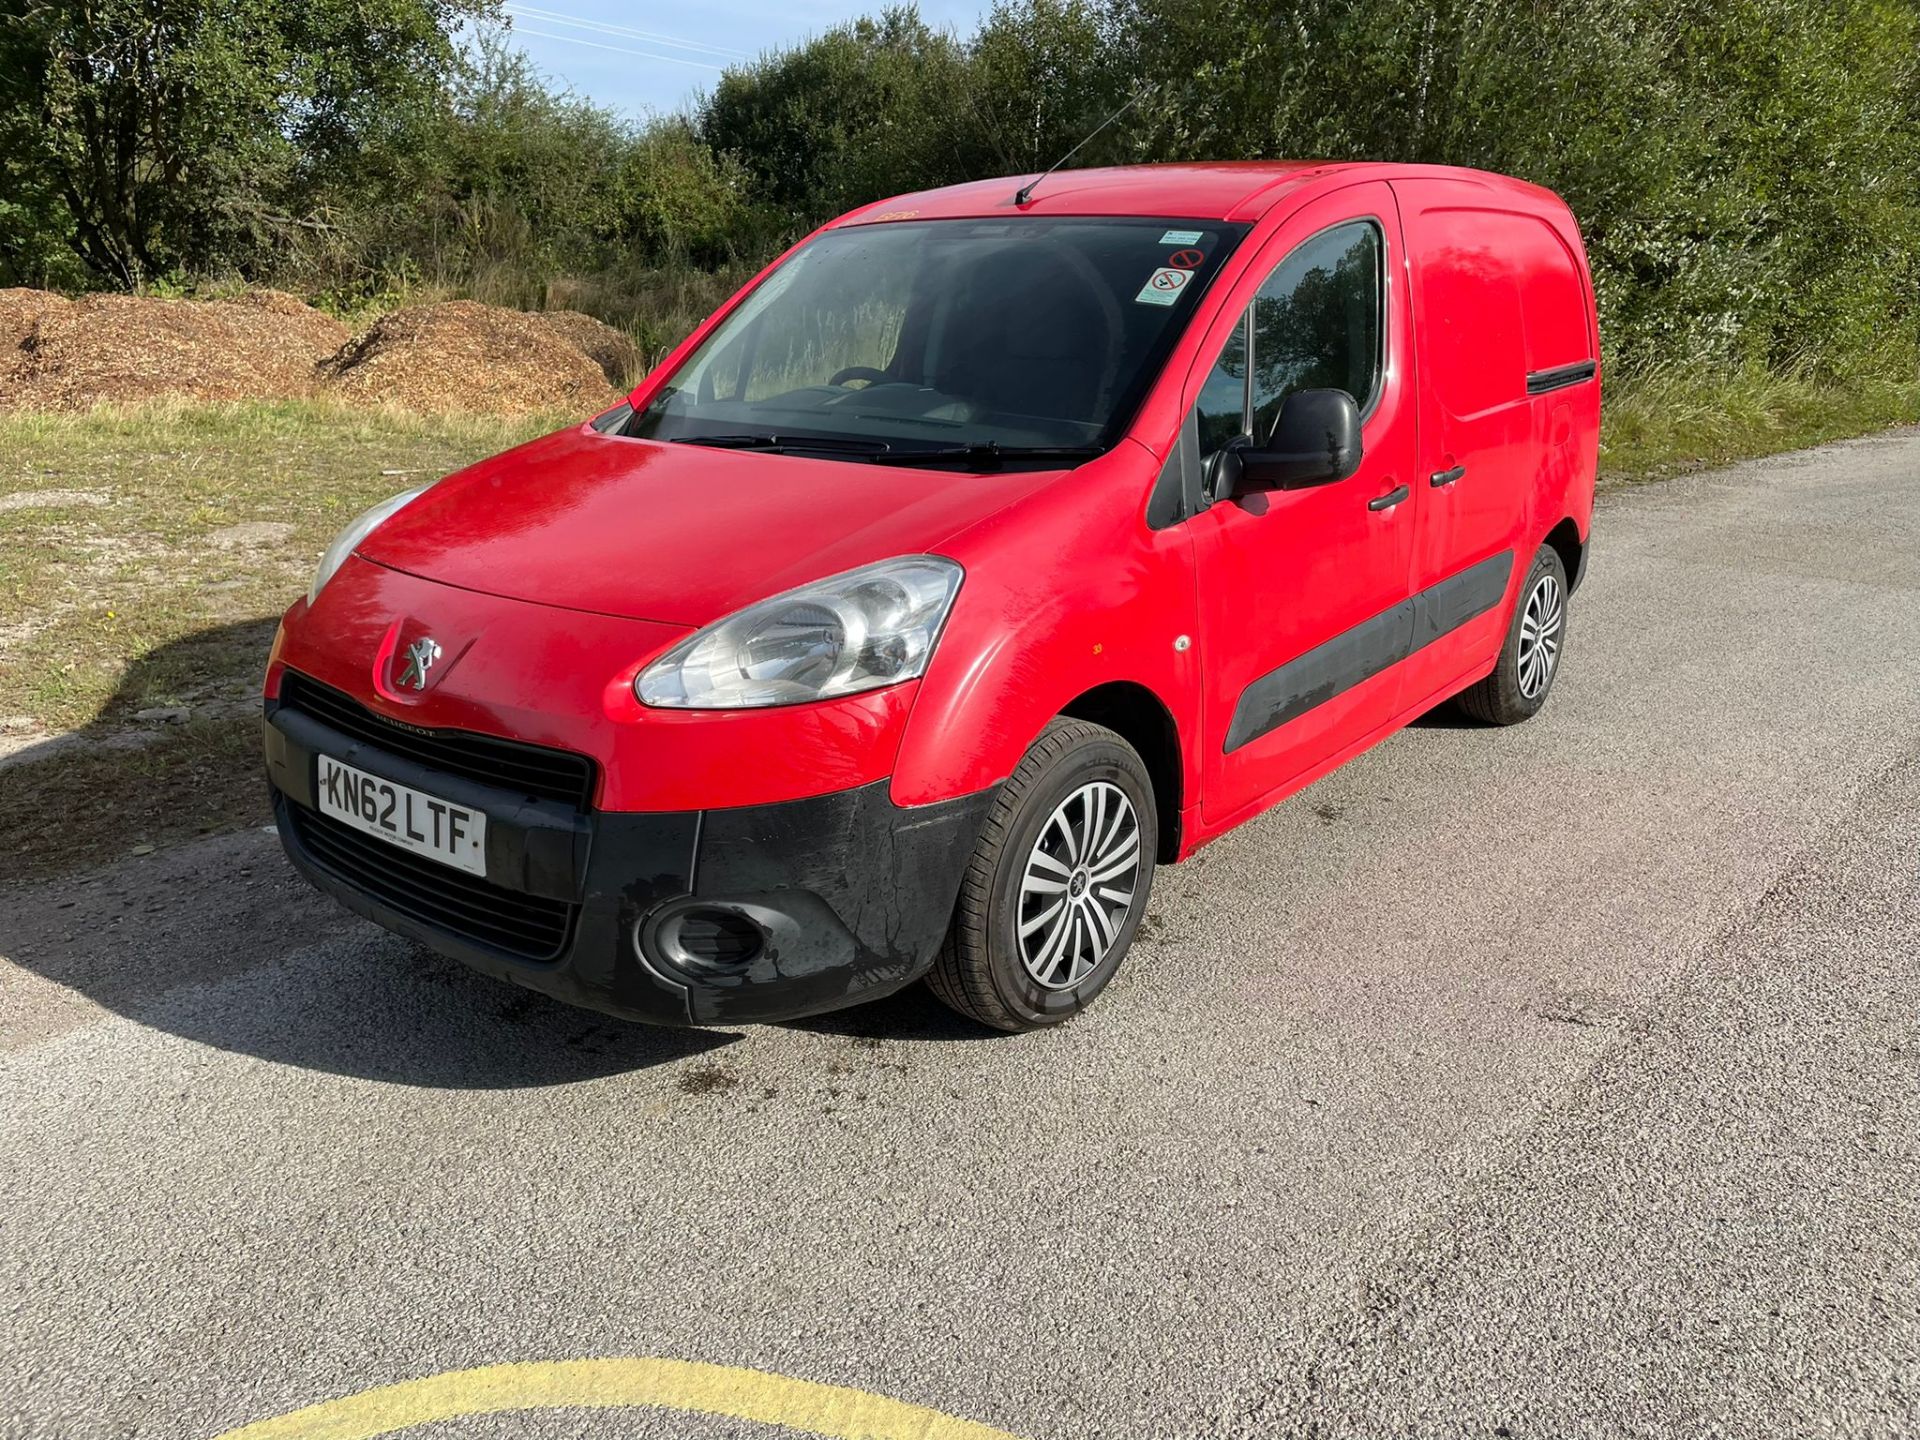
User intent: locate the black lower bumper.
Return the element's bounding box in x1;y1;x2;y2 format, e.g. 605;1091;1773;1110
265;704;995;1027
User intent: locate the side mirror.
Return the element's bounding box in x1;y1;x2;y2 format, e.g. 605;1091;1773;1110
1210;388;1363;501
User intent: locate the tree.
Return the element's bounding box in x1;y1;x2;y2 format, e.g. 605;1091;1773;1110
964;0;1124;175
0;0;492;286
615;119;759;268
699;7;975;224
1102;0;1920;372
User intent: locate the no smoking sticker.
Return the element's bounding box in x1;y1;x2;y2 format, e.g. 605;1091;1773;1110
1135;267;1194;306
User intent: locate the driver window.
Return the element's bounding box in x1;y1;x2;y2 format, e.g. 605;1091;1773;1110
1196;220;1384;460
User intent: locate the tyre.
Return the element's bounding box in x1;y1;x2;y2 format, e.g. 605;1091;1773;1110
1454;544;1569;725
927;719;1156;1032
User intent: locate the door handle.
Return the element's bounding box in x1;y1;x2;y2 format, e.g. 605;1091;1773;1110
1430;465;1466;487
1367;484;1410;512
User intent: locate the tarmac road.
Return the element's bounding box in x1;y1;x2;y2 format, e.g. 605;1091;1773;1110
3;430;1917;1440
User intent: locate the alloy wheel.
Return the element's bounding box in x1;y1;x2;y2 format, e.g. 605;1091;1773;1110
1517;572;1564;699
1016;780;1142;990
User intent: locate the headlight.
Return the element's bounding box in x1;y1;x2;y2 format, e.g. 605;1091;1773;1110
637;556;963;709
308;488;426;603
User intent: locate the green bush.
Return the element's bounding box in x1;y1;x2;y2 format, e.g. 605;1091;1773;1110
0;0;487;287
700;8;978;222
615;121;767;269
1107;0;1918;375
3;0;1913;388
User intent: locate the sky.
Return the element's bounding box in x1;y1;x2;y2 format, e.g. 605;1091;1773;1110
497;1;993;118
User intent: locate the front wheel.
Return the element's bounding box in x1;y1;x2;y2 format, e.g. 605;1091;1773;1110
1454;545;1569;725
927;719;1156;1032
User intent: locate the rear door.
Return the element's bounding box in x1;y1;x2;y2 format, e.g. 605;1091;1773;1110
1393;179;1596;702
1187;183;1421;826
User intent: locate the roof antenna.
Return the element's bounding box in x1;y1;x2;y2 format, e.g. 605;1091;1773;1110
1013;85;1153;206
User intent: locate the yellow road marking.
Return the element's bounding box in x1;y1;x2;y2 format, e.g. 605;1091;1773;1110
208;1356;1025;1440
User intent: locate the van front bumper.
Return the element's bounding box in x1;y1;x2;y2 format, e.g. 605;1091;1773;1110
264;699;994;1027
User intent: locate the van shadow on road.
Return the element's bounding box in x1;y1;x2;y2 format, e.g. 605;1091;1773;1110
3;620;743;1086
2;826;740;1086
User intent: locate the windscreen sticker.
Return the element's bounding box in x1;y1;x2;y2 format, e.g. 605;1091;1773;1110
1165;248;1206;269
1136;267;1196;306
1160;229;1205;245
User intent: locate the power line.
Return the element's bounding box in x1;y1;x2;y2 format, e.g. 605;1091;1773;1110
507;23;727;70
504;4;747;59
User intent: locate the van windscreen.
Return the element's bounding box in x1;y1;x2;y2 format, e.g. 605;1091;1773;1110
629;218;1244;465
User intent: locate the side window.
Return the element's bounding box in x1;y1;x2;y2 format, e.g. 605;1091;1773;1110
1197;221;1385;458
1251;223;1383;439
1193;315;1248;457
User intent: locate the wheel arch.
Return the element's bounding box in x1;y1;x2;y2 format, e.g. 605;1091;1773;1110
1058;680;1183;862
1544;515;1587;593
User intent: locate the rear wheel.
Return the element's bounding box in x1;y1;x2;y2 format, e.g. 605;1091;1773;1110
1455;544;1569;725
927;719;1156;1032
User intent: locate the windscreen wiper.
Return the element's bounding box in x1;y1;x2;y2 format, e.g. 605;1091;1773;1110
867;443;1106;469
670;433;892;455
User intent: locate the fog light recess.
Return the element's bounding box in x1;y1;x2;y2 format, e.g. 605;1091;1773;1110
645;903;767;978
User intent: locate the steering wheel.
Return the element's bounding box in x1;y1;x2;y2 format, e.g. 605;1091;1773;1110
829;366;891;388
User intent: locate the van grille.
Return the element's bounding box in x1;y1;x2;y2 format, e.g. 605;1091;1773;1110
279;672;596;808
287;803;576;961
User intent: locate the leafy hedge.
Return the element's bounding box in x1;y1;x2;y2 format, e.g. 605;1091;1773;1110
704;0;1920;375
4;0;1915;377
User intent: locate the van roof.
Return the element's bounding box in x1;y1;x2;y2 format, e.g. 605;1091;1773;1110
835;161;1564;227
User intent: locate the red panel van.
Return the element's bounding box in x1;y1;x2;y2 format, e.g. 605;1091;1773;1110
263;162;1600;1032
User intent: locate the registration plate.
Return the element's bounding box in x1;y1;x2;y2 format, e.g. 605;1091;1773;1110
315;754;487;876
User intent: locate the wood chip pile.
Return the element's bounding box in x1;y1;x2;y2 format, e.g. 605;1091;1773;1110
0;291;635;416
531;310;642;388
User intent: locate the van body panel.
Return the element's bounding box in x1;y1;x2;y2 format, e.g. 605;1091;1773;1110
1177;182;1423;822
1393;176;1600;708
886;443;1203;817
886;168;1599;842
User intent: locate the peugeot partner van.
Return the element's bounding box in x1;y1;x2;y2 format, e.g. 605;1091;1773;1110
264;162;1600;1032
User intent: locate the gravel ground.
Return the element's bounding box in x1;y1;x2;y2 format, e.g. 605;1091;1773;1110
2;429;1916;1440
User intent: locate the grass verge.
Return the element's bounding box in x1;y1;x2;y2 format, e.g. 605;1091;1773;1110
1599;364;1920;484
1;400;558;885
0;400;558;733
